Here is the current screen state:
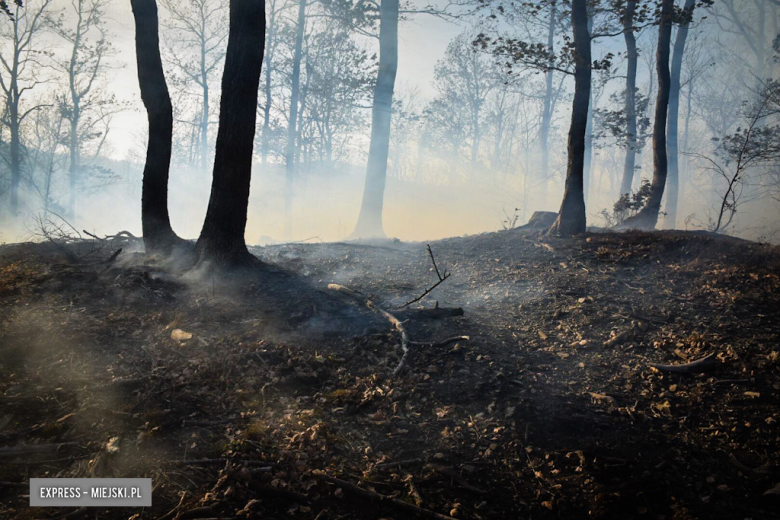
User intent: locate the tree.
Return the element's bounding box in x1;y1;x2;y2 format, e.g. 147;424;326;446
54;0;116;219
196;0;265;266
619;0;639;196
539;0;560;190
548;0;590;235
622;0;673;229
663;0;695;228
131;0;186;254
283;0;306;238
159;0;228;173
260;0;292;165
692;80;780;232
351;0;398;238
430;33;501;167
0;0;53;216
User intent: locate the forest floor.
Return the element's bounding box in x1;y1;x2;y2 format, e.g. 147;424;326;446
0;227;779;520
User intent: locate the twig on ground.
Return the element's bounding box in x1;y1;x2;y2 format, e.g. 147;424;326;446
425;464;487;495
0;442;81;458
44;506;87;520
312;470;457;520
395;245;450;309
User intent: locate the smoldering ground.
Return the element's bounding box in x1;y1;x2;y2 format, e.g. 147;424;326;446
1;227;779;519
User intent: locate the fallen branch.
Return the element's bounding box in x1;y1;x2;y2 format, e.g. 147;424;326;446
0;481;28;488
410;336;470;348
425;464;487;495
650;353;718;374
327;284;468;376
395;245;451;309
46;506;88;520
0;442;80;459
312;470;456;520
327;284;411;376
396;306;464;320
728;453;761;481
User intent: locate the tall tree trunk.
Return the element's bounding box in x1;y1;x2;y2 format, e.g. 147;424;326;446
583;12;594;207
131;0;184;254
619;0;638;197
625;0;673;229
8;105;20;215
664;0;695;229
548;0;590;236
261;8;275;165
68;107;79;218
284;0;306;239
538;0;557;196
200;62;209;172
197;0;265;266
350;0;398;238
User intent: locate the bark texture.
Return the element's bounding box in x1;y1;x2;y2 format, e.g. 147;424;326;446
196;0;265;266
664;0;695;229
351;0;399;239
620;0;638;196
624;0;673;229
548;0;590;236
538;1;557;193
131;0;184;254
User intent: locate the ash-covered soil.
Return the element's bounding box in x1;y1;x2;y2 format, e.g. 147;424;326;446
0;229;779;520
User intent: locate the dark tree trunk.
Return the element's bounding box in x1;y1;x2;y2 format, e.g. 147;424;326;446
664;0;695;229
620;0;638;197
131;0;185;254
548;0;590;236
538;0;557;192
196;0;265;266
284;0;306;239
625;0;673;229
351;0;398;239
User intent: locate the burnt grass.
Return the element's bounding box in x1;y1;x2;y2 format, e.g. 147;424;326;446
0;229;779;520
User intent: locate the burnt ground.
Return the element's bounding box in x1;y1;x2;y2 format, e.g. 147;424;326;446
0;228;779;520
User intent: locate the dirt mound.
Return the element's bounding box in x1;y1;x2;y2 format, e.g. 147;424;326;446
1;230;779;519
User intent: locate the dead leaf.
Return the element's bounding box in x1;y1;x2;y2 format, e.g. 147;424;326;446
763;483;780;496
171;329;193;341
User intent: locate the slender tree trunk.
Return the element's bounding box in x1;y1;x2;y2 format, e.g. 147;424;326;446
131;0;184;254
201;69;209;172
620;0;638;197
664;0;695;229
583;12;594;207
284;0;306;238
625;0;673;229
548;0;590;236
68;107;79;218
9;103;21;215
538;0;557;195
351;0;398;238
261;10;275;165
8;31;21;216
197;0;265;266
